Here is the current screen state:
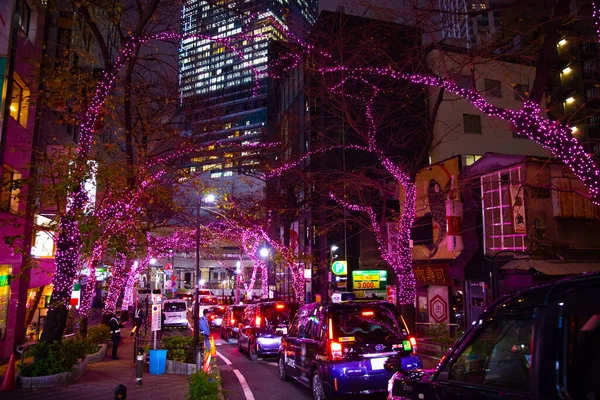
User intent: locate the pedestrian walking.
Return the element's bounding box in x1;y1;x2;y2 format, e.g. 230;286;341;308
199;309;211;354
109;311;124;360
130;307;144;337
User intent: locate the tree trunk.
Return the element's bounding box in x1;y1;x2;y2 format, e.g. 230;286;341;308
79;315;89;338
40;306;68;343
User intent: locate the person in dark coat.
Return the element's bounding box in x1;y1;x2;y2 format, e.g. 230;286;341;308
109;311;124;360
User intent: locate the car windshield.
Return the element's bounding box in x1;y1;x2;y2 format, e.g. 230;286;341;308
232;307;245;320
200;297;217;305
164;302;187;312
261;303;298;328
332;305;407;342
212;307;226;316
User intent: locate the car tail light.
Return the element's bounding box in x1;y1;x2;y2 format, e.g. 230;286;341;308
210;315;216;320
409;336;417;354
328;318;333;340
275;304;285;309
329;341;343;361
361;311;374;316
255;315;262;327
230;318;236;325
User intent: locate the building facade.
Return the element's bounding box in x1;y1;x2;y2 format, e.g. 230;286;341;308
179;0;317;181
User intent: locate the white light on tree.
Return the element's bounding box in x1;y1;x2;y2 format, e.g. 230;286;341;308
260;248;269;258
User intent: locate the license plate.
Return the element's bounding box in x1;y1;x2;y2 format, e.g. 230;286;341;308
370;357;387;371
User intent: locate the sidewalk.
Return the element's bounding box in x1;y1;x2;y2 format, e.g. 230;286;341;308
0;322;190;400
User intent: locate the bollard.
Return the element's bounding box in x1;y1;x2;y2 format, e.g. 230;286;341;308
114;384;127;399
136;348;144;386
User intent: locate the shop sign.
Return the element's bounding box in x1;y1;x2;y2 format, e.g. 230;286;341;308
331;261;347;275
151;304;162;331
352;270;387;290
414;265;449;286
0;275;9;287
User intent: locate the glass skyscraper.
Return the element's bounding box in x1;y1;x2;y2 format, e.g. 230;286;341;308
179;0;317;179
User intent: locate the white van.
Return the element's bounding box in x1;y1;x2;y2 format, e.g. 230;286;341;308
162;299;189;328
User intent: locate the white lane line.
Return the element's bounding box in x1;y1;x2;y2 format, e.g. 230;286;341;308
233;368;256;400
217;351;232;366
217;351;256;400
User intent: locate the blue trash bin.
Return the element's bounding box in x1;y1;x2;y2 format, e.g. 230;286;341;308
149;349;167;374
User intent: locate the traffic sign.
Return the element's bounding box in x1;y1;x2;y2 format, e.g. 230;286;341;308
151;304;162;331
352;270;387;290
331;261;347;275
429;295;448;323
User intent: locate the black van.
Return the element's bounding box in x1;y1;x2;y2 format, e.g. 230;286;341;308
386;272;600;400
238;301;298;361
278;301;422;399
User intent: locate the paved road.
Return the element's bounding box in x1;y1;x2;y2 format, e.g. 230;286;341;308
213;332;439;400
159;323;439;400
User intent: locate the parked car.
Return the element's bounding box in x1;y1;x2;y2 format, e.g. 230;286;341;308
278;300;421;399
162;299;189;328
386;272;600;400
175;292;193;302
221;305;247;342
208;306;227;327
238;301;299;361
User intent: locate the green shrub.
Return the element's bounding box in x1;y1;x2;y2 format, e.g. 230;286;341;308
187;370;220;400
20;340;87;377
85;325;111;347
163;336;196;364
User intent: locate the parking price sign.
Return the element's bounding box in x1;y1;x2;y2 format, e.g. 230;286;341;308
352;270;387;290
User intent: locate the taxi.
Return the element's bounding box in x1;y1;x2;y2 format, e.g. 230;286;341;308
385;272;600;400
278;300;422;399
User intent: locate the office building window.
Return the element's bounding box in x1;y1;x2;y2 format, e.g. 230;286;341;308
513;83;529;101
463;114;482;134
484;78;502;97
1;166;21;213
464;154;482;166
10;78;29;127
456;75;473;90
20;2;31;37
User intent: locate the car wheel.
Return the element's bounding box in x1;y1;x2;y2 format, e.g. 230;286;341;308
312;371;329;400
249;341;258;361
238;337;243;352
278;354;289;381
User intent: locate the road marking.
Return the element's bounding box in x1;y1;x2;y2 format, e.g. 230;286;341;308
217;351;232;366
217;351;256;400
233;368;256;400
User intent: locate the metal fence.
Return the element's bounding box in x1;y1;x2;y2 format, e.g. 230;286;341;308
415;322;461;337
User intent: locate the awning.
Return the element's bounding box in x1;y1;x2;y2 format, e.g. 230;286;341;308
501;259;600;275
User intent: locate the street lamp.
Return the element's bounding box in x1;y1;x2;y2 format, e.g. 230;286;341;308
193;194;216;351
260;247;269;258
222;279;228;302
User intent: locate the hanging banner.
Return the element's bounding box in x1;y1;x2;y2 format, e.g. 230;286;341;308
509;184;526;233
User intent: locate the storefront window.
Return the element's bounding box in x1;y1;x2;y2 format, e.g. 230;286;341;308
0;265;12;340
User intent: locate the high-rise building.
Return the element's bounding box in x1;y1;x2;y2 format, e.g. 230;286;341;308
178;0;318;183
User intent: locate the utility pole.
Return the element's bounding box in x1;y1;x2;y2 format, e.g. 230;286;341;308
193;198;201;347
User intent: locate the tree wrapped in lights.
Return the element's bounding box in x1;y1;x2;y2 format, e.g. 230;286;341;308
42;23;265;341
